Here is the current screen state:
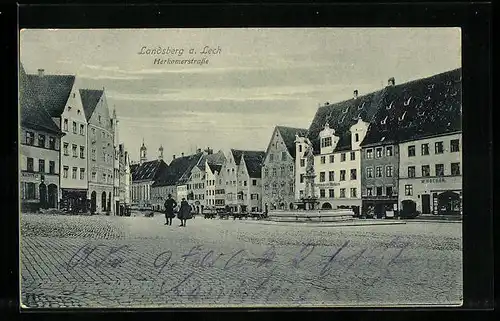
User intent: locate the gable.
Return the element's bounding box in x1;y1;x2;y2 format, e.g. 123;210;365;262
88;91;112;131
61;81;87;124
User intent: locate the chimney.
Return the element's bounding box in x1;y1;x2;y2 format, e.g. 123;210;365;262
196;148;202;154
353;90;359;99
181;152;184;157
388;77;395;86
38;69;45;77
173;154;176;160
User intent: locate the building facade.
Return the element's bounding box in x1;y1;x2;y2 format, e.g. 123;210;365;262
239;152;265;212
220;150;239;212
20;64;64;211
28;69;89;213
80;89;115;214
262;126;307;210
205;162;222;210
398;134;462;215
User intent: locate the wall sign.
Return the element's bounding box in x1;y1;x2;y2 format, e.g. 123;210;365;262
421;177;446;184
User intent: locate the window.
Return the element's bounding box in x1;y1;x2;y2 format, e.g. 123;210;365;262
366;187;373;196
251;194;259;200
243;181;247;187
80;168;85;180
27;157;34;171
63;119;68;131
450;139;460;152
49;161;55;174
421;143;429;155
376;148;382;158
62;143;69;155
299;145;302;153
72;121;77;134
350;169;357;180
328;171;335;181
355;133;359;142
422;165;430;177
329;189;335;198
321;156;326;164
91;149;96;161
386;186;393;196
350;152;355;161
281;151;287;161
350;188;357;198
26;131;34;145
435;164;445;176
366;149;373;159
264;184;269;191
98;115;102;123
80;124;85;135
366;167;373;178
280;166;285;176
321;137;332;148
376;186;383;196
252;179;257;186
375;166;382;178
92;128;96;136
340;170;346;181
435;141;444;154
408;166;416;178
49;136;56;150
38;134;45;148
272;168;277;176
264;168;269;177
408;145;416;157
386;146;393;156
385;166;393;177
80;146;85;158
103;173;106;182
340;188;346;198
269;154;274;162
300;159;305;167
341;153;346;162
38;159;45;173
72;144;77;157
72;167;77;179
289;165;293;172
320;172;326;182
451;163;461;175
320;189;325;198
404;184;413;196
25;182;36;199
300;174;304;183
63;166;69;178
329;155;334;163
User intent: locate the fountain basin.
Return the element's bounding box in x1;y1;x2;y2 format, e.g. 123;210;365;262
267;209;354;223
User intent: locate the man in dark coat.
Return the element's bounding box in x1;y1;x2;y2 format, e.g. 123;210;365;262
164;194;177;226
178;198;192;227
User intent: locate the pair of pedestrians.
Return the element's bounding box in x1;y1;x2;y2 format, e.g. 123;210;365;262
163;194;192;227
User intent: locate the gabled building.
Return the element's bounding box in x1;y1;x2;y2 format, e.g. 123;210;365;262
206;161;223;210
130;144;169;210
378;69;462;215
219;149;240;212
150;151;202;209
262;126;307;211
80;88;116;214
297;88;384;212
20;64;65;211
28;69;88;213
238;151;266;212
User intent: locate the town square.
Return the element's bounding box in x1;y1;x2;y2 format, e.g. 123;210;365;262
19;28;462;308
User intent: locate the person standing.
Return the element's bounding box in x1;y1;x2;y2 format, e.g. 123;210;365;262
164;194;177;226
178;198;192;227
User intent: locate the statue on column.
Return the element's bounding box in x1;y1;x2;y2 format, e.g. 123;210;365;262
303;140;317;210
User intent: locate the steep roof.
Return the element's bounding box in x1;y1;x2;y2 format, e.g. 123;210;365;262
361;68;462;146
242;151;266;179
208;163;222;174
152;152;203;187
20;64;63;135
231;149;244;165
130;159;168;182
79;89;104;121
307;88;386;153
276;126;308;158
27;72;75;118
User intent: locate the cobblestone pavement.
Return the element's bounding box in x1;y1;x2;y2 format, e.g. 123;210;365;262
20;213;463;308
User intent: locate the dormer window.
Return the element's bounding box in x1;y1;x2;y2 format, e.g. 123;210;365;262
404;97;412;106
417;111;426;117
381;116;388;125
321;137;332;148
339;115;345;123
387;101;394;110
358;102;365;110
428;84;435;90
399;111;407;121
343;107;349;114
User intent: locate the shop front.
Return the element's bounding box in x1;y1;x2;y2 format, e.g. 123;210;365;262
20;171;59;212
61;189;88;214
362;197;398;218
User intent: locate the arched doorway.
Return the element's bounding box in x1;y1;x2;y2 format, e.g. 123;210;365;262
47;184;57;208
39;183;47;209
321;202;332;210
279;203;285;210
91;191;97;214
101;191;107;212
437;191;461;215
289;203;294;210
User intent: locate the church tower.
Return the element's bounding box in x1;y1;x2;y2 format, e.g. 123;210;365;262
140;139;147;164
158;145;164;160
